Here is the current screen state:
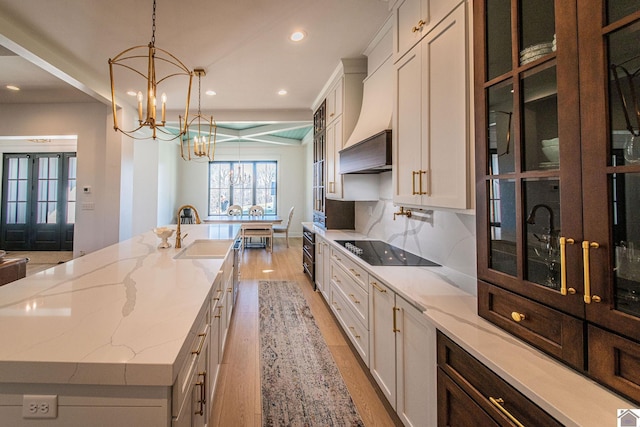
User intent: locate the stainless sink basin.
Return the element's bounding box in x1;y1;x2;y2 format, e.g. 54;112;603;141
174;239;234;259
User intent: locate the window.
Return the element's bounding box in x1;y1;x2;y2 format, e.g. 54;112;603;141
209;161;277;215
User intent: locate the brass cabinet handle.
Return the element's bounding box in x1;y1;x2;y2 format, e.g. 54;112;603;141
393;307;400;333
411;19;425;33
371;281;387;293
559;237;576;296
227;287;232;293
348;326;361;339
332;301;341;311
349;268;360;277
412;171;419;195
489;397;524;427
195;371;207;416
348;293;360;304
329;181;335;193
192;333;207;355
582;241;602;304
511;312;525;322
419;170;428;195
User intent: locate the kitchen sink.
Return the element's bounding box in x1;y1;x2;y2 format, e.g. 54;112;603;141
174;239;234;259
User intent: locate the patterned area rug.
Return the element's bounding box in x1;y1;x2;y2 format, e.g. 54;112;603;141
259;280;364;427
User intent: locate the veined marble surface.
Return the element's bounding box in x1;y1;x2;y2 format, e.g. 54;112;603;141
0;224;239;387
304;222;634;427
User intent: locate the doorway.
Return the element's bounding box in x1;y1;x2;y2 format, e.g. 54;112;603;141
1;153;76;251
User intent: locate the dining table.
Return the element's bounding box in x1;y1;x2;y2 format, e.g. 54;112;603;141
204;215;283;224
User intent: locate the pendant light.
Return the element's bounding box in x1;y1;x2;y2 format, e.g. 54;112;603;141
180;69;217;161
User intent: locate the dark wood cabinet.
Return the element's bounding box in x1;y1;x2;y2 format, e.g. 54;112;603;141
302;226;315;285
475;0;640;404
437;331;562;427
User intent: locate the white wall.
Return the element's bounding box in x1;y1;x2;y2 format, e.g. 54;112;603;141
176;141;307;238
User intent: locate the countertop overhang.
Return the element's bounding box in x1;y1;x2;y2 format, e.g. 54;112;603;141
0;224;240;387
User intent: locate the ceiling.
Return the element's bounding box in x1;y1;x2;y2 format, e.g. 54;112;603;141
0;0;391;144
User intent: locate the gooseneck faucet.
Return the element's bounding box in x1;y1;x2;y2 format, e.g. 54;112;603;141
526;203;557;247
175;205;202;248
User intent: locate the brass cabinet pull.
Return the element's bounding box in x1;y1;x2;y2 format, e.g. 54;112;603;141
419;170;428;195
582;241;602;304
511;312;525;322
411;19;425;33
393;307;400;333
329;181;335;193
559;237;576;296
412;171;419;195
192;333;207;355
227;287;232;293
489;397;524;427
348;293;360;304
195;371;207;416
333;301;341;311
348;326;361;339
371;281;387;293
349;268;360;277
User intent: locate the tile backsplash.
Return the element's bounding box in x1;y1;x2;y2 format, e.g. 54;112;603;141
353;173;477;295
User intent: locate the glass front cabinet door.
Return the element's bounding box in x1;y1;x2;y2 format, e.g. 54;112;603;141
475;0;640;404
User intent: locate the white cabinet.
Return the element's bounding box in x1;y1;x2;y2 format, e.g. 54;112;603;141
369;278;436;427
326;78;343;125
392;2;471;210
329;246;370;365
326;117;343;199
393;0;461;60
315;236;331;301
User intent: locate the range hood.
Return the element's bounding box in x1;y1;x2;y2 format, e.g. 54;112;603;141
340;56;392;174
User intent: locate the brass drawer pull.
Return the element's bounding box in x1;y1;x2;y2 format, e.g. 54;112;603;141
411;19;425;33
489;397;524;427
419;170;428;195
582;241;602;304
412;171;419;195
349;268;360;277
195;371;207;416
559;237;576;296
348;326;361;339
393;307;400;332
192;333;207;355
371;281;387;293
348;293;360;304
511;312;525;322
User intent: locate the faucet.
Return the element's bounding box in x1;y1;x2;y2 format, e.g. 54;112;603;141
526;203;557;248
175;205;202;248
393;206;412;220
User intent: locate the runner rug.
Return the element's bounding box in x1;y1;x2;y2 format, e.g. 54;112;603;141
259;280;364;427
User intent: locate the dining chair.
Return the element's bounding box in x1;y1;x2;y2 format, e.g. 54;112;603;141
227;204;242;215
248;205;264;216
273;206;294;247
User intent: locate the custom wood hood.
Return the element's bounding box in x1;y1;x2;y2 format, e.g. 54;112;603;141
339;129;391;174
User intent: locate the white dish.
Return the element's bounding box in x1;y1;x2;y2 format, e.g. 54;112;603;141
541;138;559;147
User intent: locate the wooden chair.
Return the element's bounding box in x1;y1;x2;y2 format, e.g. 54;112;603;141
240;223;273;252
227;204;242;215
273;206;294;247
248;205;264;216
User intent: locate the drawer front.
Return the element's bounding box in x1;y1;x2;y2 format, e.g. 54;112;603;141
588;325;640;405
331;283;369;365
478;280;584;370
331;261;368;327
437;331;562;427
173;319;209;418
330;247;367;290
437;368;499;427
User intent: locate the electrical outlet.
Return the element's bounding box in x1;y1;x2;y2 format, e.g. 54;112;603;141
22;395;57;419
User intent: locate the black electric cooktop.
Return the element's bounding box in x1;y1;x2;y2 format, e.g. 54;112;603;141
335;240;440;267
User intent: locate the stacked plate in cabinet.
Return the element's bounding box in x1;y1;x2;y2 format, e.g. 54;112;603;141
520;35;556;65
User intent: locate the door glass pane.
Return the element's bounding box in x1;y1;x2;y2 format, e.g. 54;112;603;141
17;180;27;201
489;179;517;276
608;21;640;166
18;158;28;179
607;0;640;25
7;158;17;179
255;162;276;214
522;66;559;171
488;82;515;174
519;0;556;66
486;0;512;80
612;172;640;317
524;178;561;289
16;202;27;224
67;156;76;224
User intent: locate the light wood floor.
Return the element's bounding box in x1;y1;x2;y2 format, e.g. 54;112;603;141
210;236;401;427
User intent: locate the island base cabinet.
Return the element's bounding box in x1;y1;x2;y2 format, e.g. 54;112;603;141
437;331;562;427
0;385;171;427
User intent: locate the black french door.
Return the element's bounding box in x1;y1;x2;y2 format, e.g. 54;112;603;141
1;153;76;251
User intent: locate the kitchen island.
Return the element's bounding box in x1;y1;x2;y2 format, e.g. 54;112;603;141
0;224;239;426
304;223;634;427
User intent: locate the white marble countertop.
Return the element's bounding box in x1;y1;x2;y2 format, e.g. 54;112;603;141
303;222;634;427
0;224;240;387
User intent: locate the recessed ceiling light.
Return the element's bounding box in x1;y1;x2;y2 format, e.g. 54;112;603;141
126;90;137;96
6;85;20;91
206;90;216;96
290;31;306;42
278;89;287;96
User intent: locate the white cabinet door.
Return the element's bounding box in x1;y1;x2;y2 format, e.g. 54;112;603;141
326;117;343;200
368;278;397;408
393;2;470;209
394;0;422;59
326;78;344;124
395;297;436;427
315;237;325;293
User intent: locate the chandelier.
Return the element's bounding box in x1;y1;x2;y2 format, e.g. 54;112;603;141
180;69;217;161
108;0;192;141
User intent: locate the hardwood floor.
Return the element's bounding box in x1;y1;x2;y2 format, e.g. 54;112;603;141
210;236;401;427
